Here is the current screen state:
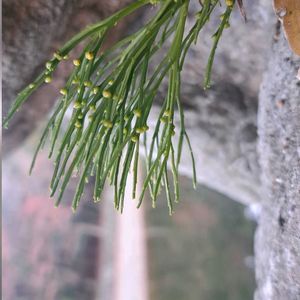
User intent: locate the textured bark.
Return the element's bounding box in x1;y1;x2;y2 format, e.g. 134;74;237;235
255;29;300;300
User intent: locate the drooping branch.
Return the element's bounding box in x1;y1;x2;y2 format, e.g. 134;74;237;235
3;0;276;206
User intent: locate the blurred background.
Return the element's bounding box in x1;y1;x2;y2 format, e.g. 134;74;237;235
2;124;256;300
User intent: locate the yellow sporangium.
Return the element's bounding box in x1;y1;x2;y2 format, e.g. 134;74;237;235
75;120;82;128
131;135;139;143
73;59;81;67
92;87;99;94
102;90;112;99
85;51;94;60
53;52;63;61
84;81;92;87
73;101;82;109
59;88;67;96
225;0;234;7
45;61;53;71
44;76;52;83
133;108;142;118
102;120;113;129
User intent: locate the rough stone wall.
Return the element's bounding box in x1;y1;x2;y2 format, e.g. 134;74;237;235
255;29;300;300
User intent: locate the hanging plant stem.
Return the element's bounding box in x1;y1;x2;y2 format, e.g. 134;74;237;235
3;0;235;214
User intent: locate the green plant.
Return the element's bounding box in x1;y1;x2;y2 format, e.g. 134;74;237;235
3;0;235;214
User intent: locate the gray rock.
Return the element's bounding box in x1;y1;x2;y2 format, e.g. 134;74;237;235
255;29;300;300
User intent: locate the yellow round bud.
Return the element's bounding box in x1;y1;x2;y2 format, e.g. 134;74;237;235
75;120;82;128
44;76;52;83
73;101;82;109
73;59;81;67
131;135;139;143
45;61;53;71
102;120;113;129
133;109;142;118
72;78;79;85
163;110;172;117
136;128;143;134
85;51;94;60
53;52;63;61
225;0;234;7
59;88;67;96
102;90;112;99
29;84;35;89
84;81;92;87
93;87;99;94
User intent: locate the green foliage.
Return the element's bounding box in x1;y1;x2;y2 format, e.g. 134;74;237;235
3;0;234;213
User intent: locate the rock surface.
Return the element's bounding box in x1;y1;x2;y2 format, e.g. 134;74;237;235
255;29;300;300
